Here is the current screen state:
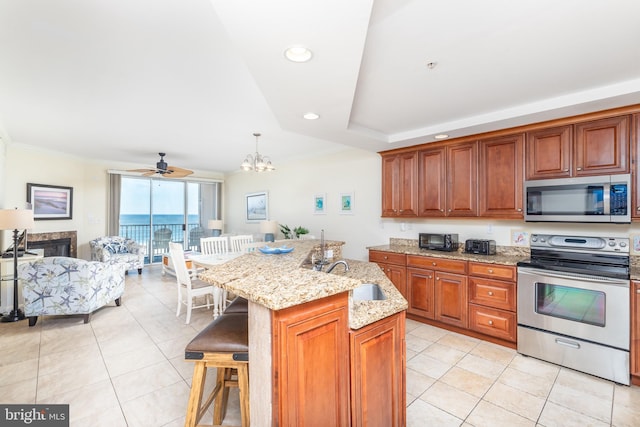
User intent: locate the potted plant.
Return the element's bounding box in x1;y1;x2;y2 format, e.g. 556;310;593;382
280;224;309;239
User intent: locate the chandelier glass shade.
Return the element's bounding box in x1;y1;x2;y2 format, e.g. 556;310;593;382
241;133;275;172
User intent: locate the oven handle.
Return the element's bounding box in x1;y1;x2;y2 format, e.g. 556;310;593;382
555;338;580;350
517;266;630;287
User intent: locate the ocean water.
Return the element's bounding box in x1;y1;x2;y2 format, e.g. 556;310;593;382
119;214;201;245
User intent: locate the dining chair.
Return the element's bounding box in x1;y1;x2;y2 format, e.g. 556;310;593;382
200;236;229;255
169;242;216;324
230;234;254;253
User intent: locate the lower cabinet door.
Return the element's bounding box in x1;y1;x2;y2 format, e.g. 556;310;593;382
435;272;468;328
468;304;516;342
350;312;406;427
407;268;435;319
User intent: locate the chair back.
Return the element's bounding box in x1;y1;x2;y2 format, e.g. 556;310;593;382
230;235;254;253
240;241;263;254
188;226;205;251
169;242;192;288
200;236;229;255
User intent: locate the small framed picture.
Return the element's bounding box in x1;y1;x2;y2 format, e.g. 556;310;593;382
245;191;268;222
339;192;354;214
314;193;326;214
27;183;73;220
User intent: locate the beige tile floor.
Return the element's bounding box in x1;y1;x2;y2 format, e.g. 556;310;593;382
1;264;639;426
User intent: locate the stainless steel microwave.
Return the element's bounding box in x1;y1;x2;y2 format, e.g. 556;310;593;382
524;174;630;223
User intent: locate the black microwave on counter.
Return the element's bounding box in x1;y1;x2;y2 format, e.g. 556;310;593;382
419;233;459;252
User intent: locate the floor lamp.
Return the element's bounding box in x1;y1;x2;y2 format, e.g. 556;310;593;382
0;208;35;323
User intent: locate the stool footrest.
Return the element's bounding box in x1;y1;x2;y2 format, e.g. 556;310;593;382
233;353;248;361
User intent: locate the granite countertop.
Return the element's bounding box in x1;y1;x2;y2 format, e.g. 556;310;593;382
368;243;526;266
198;240;408;330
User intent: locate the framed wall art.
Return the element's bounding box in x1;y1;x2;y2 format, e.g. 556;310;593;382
245;191;268;222
27;183;73;220
314;193;326;214
339;192;354;215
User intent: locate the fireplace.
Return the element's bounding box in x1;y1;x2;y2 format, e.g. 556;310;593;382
28;231;77;258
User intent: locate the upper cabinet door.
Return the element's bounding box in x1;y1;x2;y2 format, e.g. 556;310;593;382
526;125;573;180
574;115;629;176
478;134;524;218
446;142;478;217
418;147;447;216
381;152;418;217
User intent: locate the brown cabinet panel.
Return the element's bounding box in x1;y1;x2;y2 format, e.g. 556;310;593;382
407;268;435;319
632;114;640;218
369;250;406;266
350;312;406;427
468;262;516;281
272;293;350;426
469;304;516;342
468;277;516;311
407;255;467;274
575;115;629;176
418;147;447;216
435;272;468;328
386;264;407;299
381;152;418;217
479;134;524;218
447;142;478;217
526;125;573;180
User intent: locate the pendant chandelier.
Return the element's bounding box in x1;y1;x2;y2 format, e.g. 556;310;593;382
240;133;275;172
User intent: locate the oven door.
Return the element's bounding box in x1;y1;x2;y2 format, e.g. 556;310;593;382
517;267;629;350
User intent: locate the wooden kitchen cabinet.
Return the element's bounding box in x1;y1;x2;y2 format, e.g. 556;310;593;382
632;280;640;385
632;114;640;218
526;116;629;180
369;250;407;298
478;134;524;218
350;311;406;427
272;293;351;426
407;255;468;328
417;142;477;217
381;151;418;217
467;262;517;343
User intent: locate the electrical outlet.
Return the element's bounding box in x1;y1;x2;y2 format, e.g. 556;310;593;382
487;224;493;234
325;249;333;259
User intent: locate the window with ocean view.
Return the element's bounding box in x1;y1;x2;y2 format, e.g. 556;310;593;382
118;176;221;263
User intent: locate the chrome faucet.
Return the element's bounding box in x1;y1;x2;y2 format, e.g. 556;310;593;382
313;229;330;271
326;260;349;273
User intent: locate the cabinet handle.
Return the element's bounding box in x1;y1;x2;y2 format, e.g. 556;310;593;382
448;209;452;212
637;206;640;211
440;209;444;212
563;169;569;172
576;167;582;171
436;277;440;281
399;210;404;213
637;288;640;294
383;256;388;260
517;208;522;212
488;269;493;274
488;291;494;296
488;320;494;326
428;275;432;279
432;262;437;266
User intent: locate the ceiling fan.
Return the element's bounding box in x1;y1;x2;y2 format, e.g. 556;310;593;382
128;153;193;178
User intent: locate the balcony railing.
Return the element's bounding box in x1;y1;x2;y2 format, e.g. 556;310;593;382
119;223;205;263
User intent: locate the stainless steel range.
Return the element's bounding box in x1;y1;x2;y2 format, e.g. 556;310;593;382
517;234;630;385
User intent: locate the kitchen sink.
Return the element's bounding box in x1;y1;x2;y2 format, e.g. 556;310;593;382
352;283;386;301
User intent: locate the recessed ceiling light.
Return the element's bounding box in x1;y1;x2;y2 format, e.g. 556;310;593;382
426;61;438;69
434;134;449;140
284;46;313;63
303;112;319;120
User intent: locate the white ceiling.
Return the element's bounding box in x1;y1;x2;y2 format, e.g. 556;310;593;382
1;0;640;174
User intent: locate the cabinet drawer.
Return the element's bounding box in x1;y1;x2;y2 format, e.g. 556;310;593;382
407;255;467;274
468;262;516;281
469;304;516;342
468;277;516;311
369;250;406;266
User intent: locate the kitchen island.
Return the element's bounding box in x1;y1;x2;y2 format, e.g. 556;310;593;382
199;240;407;427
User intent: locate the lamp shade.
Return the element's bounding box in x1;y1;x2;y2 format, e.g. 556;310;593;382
0;209;35;230
260;220;278;234
207;220;223;230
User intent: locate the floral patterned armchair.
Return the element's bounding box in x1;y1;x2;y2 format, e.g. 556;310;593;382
18;257;125;326
89;236;145;274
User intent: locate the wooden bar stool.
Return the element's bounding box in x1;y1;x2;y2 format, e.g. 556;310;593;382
223;297;248;314
184;312;249;427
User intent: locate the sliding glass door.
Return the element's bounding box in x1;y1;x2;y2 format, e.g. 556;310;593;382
119;176;221;263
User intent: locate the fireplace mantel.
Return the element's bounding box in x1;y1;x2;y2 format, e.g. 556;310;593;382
28;231;77;258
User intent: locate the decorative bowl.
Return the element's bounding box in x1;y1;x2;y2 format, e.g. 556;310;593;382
259;245;294;254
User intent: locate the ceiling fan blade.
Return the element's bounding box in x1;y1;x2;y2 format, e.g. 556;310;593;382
164;166;193;178
128;168;156;173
